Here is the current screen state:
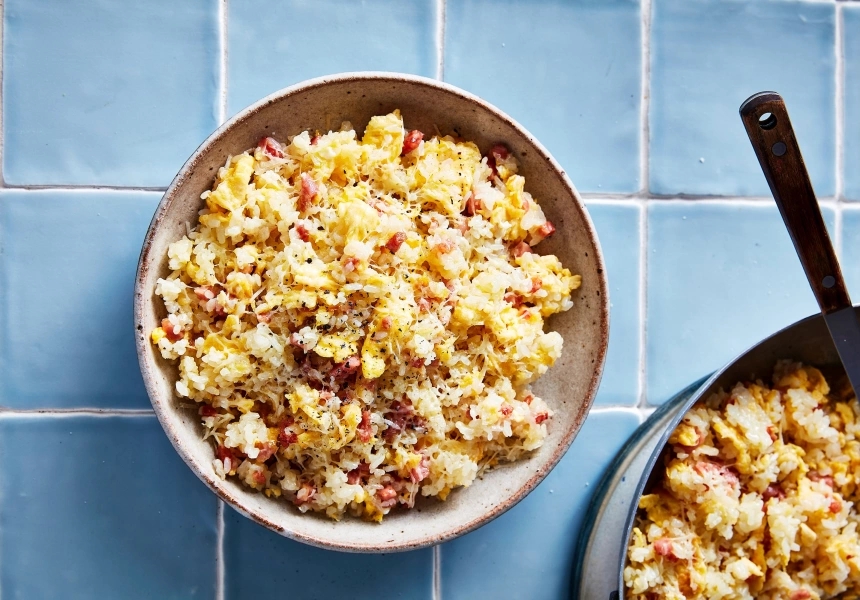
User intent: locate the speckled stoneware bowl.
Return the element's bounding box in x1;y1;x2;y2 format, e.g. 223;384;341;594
134;72;609;552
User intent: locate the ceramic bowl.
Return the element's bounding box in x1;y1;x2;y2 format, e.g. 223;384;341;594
134;72;609;552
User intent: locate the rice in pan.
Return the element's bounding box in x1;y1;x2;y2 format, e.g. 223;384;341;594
625;361;860;599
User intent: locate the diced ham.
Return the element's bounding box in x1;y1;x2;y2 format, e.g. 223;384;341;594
294;483;316;505
357;410;373;443
194;286;218;301
523;394;534;405
217;445;239;472
377;485;398;507
295;223;310;242
410;455;430;484
310;134;320;146
385;231;406;253
347;462;370;485
254;442;277;463
318;390;335;406
463;192;480;216
532;221;557;244
298;173;318;212
330;355;361;380
762;484;785;502
694;461;740;488
384;400;426;441
435;239;455;254
830;498;843;514
654;538;678;561
343;256;360;274
486;144;509;178
504;291;524;307
161;318;184;342
790;590;812;600
257;136;284;158
511;241;532;258
401;130;423;155
380;316;392;331
530;278;543;294
257;311;272;324
199;405;218;417
500;404;513;417
252;470;267;485
418;298;431;312
767;425;779;442
535;412;549;425
808;471;835;488
278;417;298;447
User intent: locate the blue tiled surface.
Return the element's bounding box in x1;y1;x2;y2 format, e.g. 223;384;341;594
650;0;835;197
3;0;220;187
0;191;158;409
1;1;857;598
845;6;860;201
227;0;436;115
587;203;641;406
441;410;640;599
0;416;217;599
445;0;641;194
224;508;433;599
646;202;833;405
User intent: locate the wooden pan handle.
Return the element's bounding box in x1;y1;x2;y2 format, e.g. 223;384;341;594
739;91;850;314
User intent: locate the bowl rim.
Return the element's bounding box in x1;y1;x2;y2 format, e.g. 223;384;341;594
134;70;610;552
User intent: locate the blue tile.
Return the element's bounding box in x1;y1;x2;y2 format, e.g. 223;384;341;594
3;0;219;187
840;207;860;294
445;0;641;194
441;410;639;600
0;416;217;599
0;191;159;409
587;203;641;406
844;6;860;201
646;202;832;404
223;508;433;599
227;0;436;115
650;0;835;196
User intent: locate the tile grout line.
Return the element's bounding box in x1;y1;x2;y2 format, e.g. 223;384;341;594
218;0;229;125
638;0;652;195
836;2;845;203
216;500;225;600
2;184;168;193
0;409;155;418
433;544;442;600
0;0;5;189
435;0;446;81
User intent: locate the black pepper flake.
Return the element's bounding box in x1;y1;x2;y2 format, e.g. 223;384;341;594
306;258;313;264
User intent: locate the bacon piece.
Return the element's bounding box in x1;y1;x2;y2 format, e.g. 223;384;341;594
401;130;423;155
654;538;679;561
295;223;310;242
161;318;183;342
253;442;276;463
298;173;318;212
194;286;217;302
530;278;543;294
694;461;740;488
217;445;239;472
808;471;835;488
830;498;843;513
317;390;335;406
380;316;392;331
330;355;361;380
294;483;316;505
511;241;532;258
199;405;218;417
385;232;406;253
310;134;320;146
383;400;426;441
357;410;373;443
252;470;267;485
410;455;430;484
435;239;455;254
790;590;812;600
535;412;549;425
523;394;534;405
257;311;272;324
417;298;431;313
278;417;298;447
500;404;513;417
767;425;779;442
347;462;370;485
377;485;398;508
486;144;509;178
343;256;360;274
257;136;284;158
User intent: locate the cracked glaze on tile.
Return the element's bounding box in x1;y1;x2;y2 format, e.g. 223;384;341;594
0;190;159;409
3;0;220;186
0;417;217;599
445;0;641;194
649;0;835;196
